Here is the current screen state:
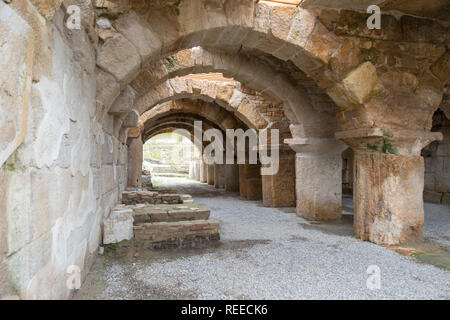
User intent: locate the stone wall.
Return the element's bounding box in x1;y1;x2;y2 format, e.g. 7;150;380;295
0;2;126;299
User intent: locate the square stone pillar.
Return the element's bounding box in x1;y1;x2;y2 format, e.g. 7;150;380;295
244;164;262;200
207;164;215;185
285;138;347;221
239;164;247;197
336;128;443;245
200;161;207;183
261;148;296;207
214;164;226;189
225;164;240;192
189;162;195;179
127;136;143;188
194;160;201;181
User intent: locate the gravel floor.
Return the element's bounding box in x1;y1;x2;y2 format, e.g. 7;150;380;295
75;177;450;300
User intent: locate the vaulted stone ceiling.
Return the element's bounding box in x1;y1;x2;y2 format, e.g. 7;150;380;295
300;0;450;21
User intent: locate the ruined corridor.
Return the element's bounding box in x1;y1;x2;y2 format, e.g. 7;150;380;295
0;0;449;300
75;177;450;300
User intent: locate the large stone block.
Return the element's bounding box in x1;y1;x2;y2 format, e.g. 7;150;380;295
103;207;134;244
262;154;295;207
133;219;220;249
0;3;34;168
97;32;141;86
295;154;343;221
327;62;384;110
246;178;262;201
354;153;425;245
132;203;210;223
113;11;162;62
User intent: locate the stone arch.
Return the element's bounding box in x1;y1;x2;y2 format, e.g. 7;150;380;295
124;47;339;137
139;98;253;134
93;1;366;142
129;79;270;131
95;1;344;98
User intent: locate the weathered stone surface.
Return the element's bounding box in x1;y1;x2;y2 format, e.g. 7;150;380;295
246;178;262;201
112;11;162;62
431;51;450;87
214;163;226;189
401;15;448;44
132;203;210;223
327;62;384;110
127;137;143;188
122;190;182;206
225;164;240;192
30;0;63;20
262;152;295;208
103;207;134;244
207;164;215;186
0;3;34;168
97;32;141;85
2;0;450;301
96;68;120;119
122;110;139;128
354;153;425;245
133;219;220;249
109;86;137;115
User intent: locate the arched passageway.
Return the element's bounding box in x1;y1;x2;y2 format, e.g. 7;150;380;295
0;0;449;299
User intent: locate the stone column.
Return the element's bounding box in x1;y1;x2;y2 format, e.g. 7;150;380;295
127;136;143;188
207;164;215;185
285;138;347;221
243;163;262;200
214;163;226;189
238;164;247;197
225;164;240;192
261;146;296;207
189;162;195;179
194;160;201;181
336;128;443;245
200;161;208;183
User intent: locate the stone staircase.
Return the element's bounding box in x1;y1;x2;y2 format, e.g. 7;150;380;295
103;190;220;249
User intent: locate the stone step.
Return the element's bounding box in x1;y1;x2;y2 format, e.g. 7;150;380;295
132;203;210;224
134;219;220;249
122;190;182;205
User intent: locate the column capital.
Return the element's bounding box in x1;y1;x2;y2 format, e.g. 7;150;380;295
335;128;443;156
127;126;142;139
284;138;348;155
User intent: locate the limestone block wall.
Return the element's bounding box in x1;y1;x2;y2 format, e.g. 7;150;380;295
0;2;126;299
